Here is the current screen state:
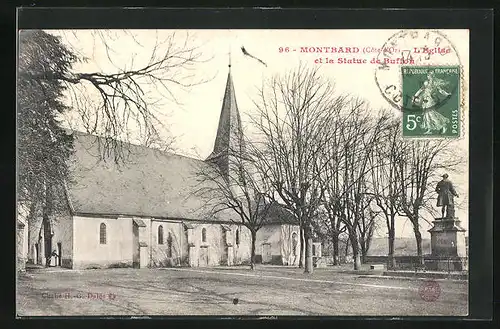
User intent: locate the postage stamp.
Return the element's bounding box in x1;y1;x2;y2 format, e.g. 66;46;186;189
401;66;460;138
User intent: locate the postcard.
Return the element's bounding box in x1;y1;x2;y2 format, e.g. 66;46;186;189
17;28;469;316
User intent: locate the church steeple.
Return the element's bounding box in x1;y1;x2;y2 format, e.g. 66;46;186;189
206;64;244;178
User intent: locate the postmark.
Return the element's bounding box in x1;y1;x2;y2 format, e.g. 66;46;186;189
375;30;462;109
401;66;460;137
418;280;441;302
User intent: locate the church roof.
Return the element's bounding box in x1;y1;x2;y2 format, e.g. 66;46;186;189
66;133;298;227
66;132;235;222
262;201;298;225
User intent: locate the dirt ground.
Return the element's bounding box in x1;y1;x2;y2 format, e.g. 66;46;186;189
16;265;468;317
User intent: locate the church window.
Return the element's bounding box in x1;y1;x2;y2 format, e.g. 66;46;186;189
167;232;173;258
158;225;164;245
202;228;207;243
236;229;240;246
292;232;298;255
99;223;107;245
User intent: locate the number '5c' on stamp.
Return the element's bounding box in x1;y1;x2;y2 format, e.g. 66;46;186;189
401;66;460;138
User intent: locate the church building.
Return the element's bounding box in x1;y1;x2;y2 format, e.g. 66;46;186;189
17;65;302;270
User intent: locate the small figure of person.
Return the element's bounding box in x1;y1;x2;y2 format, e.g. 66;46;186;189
435;173;459;219
50;250;59;267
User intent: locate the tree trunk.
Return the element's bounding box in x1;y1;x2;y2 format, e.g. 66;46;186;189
350;233;362;270
304;228;313;274
387;227;396;270
250;230;256;270
43;215;52;267
360;243;367;264
332;233;340;265
413;225;424;265
344;237;350;263
299;225;304;268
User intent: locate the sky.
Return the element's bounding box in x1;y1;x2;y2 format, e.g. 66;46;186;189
49;29;470;239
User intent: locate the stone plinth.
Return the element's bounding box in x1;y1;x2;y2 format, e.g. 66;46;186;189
426;218;467;271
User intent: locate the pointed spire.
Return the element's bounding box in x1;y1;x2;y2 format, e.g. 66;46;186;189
206;65;243;178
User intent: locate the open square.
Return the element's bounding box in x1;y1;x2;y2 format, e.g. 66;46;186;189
17;266;468;316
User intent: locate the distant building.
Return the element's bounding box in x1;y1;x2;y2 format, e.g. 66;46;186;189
18;66;301;270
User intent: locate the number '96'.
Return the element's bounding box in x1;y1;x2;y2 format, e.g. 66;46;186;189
279;47;290;53
406;114;422;130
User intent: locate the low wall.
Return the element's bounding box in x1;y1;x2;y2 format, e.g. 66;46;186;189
364;255;468;271
365;255;425;269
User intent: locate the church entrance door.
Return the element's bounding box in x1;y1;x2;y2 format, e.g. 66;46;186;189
262;243;272;264
57;242;62;267
199;247;209;267
35;243;40;264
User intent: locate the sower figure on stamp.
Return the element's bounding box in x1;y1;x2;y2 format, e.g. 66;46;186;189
412;71;451;135
435;173;459;219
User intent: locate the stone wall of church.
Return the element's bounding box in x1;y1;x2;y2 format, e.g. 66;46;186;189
53;211;74;268
255;225;282;264
148;221;254;268
254;224;300;265
150;220;189;267
72;216;134;269
230;225;252;265
190;223;227;267
45;215;299;269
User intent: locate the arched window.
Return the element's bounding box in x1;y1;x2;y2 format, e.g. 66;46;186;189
236;229;240;246
292;232;298;255
201;228;207;243
99;223;107;245
167;232;173;258
158;225;164;245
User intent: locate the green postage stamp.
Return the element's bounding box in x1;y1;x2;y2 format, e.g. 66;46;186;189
401;66;460;138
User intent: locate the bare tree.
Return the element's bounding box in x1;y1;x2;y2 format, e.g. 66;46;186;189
139;127;177;153
394;139;463;265
330;103;388;270
367;116;403;269
31;30;211;163
195;140;273;270
312;206;347;265
315;98;352;267
249;64;345;273
357;193;381;264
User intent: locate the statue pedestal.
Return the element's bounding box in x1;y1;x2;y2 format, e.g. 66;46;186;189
425;218;467;271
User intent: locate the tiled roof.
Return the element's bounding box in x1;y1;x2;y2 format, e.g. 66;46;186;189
261;201;298;225
67;132;235;222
